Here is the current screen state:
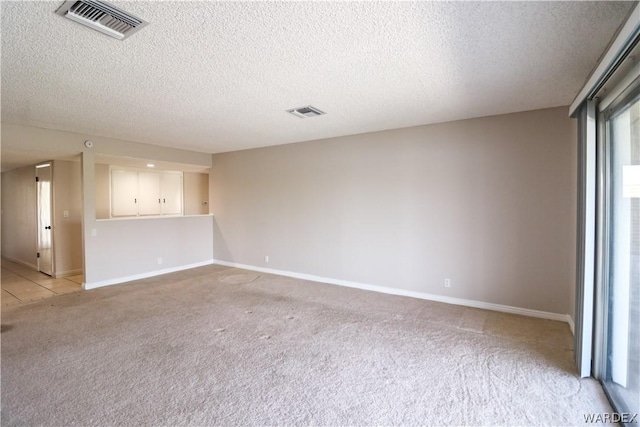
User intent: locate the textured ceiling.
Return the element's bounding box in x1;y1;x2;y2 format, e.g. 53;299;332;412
0;1;635;158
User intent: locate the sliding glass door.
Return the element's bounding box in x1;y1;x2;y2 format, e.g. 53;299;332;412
600;84;639;419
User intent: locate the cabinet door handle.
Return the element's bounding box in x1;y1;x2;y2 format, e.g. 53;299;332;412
163;198;166;203
134;198;137;203
159;198;161;203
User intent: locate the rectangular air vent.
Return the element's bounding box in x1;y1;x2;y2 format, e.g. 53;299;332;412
55;0;148;40
287;106;326;118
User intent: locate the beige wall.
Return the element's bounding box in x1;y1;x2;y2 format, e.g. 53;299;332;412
1;164;37;269
95;163;110;220
86;215;214;287
184;172;209;215
53;159;83;276
211;107;577;315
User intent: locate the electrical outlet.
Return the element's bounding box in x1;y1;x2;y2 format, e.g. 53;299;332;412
444;278;451;288
157;257;163;265
265;255;269;263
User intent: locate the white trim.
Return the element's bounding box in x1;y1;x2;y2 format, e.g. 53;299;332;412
568;315;576;336
600;60;640;111
575;100;597;377
95;213;213;222
569;3;640;115
54;268;83;278
212;260;572;326
1;255;38;271
83;259;214;290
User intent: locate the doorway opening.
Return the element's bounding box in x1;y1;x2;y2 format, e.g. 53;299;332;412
36;163;53;276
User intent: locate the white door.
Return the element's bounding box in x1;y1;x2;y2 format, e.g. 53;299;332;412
161;172;183;215
36;164;53;276
138;172;161;216
111;170;138;216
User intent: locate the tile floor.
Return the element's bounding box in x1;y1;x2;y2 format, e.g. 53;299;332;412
1;259;83;306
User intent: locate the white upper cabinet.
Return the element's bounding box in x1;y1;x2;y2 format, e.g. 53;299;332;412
110;168;183;217
161;172;183;215
138;172;162;216
111;169;139;217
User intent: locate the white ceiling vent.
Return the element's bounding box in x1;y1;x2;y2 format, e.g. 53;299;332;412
55;0;148;40
287;106;326;118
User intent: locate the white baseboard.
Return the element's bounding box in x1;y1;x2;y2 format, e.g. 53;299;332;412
1;255;38;271
213;259;573;326
54;269;83;278
83;260;215;290
567;316;575;336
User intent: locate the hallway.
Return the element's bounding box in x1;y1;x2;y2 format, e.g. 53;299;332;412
1;259;82;306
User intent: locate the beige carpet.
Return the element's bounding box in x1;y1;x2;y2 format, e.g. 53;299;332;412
1;264;613;426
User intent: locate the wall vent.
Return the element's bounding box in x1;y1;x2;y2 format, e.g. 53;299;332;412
55;0;148;40
287;106;326;118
